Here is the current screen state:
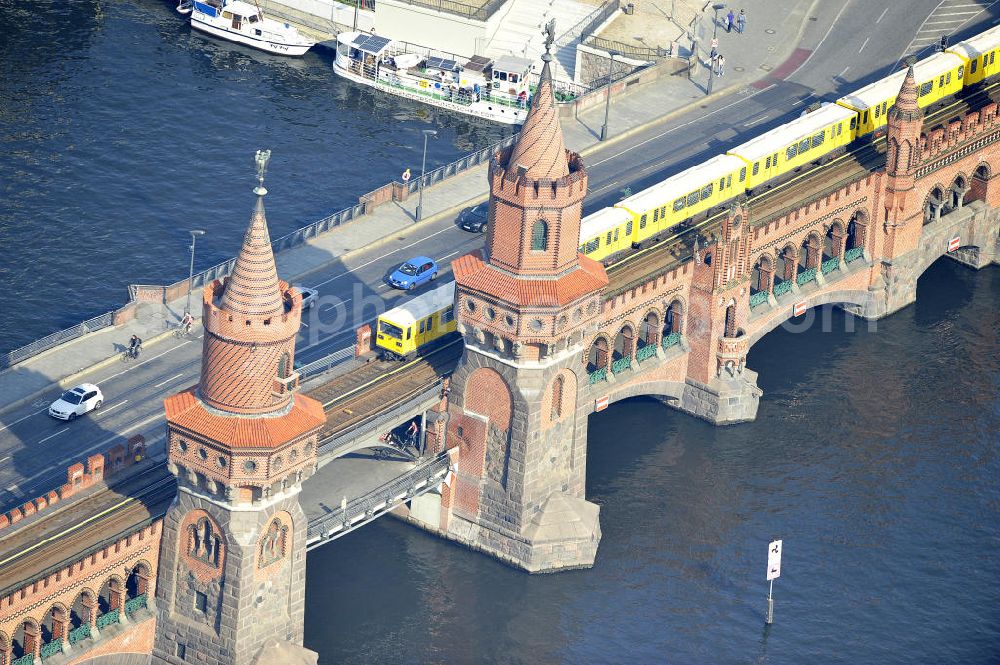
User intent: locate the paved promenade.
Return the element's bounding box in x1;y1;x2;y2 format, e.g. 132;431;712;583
0;0;815;418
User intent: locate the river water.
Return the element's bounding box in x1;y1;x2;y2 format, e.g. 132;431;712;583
0;0;508;352
304;259;1000;664
3;1;999;663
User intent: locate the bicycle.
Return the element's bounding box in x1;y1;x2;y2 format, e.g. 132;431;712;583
373;431;416;461
121;347;140;363
174;323;194;338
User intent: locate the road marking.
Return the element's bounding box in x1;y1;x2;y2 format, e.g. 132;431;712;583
153;373;185;388
839;66;850;78
786;0;853;80
37;427;69;444
0;408;48;433
0;457;10;464
743;114;771;127
5;485;18;493
311;226;456;289
876;6;889;22
439;250;462;260
96;399;128;416
859;37;869;53
103;340;195;383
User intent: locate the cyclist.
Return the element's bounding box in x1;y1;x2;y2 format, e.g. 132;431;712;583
180;311;195;335
128;334;143;359
406;420;419;446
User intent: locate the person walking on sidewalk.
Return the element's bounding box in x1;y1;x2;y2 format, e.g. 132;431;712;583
717;54;726;77
737;9;746;34
710;37;719;60
726;9;734;33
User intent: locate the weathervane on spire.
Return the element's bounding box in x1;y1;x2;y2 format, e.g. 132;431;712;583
254;149;271;196
542;18;556;60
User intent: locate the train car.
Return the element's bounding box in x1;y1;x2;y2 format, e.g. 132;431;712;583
375;282;456;359
727;103;856;191
948;25;1000;85
578;206;633;262
837;52;965;137
616;154;746;245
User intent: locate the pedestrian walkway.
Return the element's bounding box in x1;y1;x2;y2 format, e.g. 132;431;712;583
0;0;816;418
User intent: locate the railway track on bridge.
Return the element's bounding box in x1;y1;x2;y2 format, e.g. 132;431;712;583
604;79;1000;296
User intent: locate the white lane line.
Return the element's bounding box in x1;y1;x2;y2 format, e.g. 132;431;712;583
439;250;462;260
0;408;48;433
859;37;869;53
787;0;853;80
0;457;10;464
103;340;195;382
876;6;889;22
839;65;850;78
37;427;69;444
153;373;185;388
5;485;18;493
96;400;128;416
52;413;164;469
311;226;455;289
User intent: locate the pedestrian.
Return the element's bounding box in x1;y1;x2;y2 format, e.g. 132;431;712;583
710;52;718;75
726;9;734;33
737;9;746;34
406;420;419;446
717;54;725;77
710;36;719;60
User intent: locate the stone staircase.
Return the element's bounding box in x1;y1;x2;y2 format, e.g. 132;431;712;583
482;0;605;82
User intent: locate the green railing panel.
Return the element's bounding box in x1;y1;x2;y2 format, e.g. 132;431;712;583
749;291;769;308
68;624;91;645
772;280;793;297
662;332;682;349
588;367;607;385
96;608;119;629
125;593;147;616
796;268;817;286
40;641;62;660
12;654;34;665
821;257;840;275
636;344;657;363
611;356;632;374
845;246;863;262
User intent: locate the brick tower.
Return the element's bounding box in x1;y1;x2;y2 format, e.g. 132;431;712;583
445;41;609;572
153;151;325;665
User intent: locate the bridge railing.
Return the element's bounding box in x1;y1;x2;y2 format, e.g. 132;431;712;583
317;383;444;459
0;310;116;370
306;452;450;548
296;346;355;382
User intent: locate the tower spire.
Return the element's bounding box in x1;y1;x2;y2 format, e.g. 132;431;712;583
889;65;921;121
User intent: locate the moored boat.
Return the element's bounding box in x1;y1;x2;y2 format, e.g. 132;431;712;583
333;31;583;125
190;0;315;56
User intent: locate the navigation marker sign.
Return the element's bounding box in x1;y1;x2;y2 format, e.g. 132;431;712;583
765;539;782;624
767;539;782;580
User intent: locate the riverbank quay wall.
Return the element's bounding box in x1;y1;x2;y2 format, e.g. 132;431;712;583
407;87;1000;574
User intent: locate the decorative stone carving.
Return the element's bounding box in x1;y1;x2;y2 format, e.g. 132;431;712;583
512;341;523;357
474;327;486;344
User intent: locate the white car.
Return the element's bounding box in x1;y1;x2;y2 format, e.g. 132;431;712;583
294;285;319;310
48;384;104;421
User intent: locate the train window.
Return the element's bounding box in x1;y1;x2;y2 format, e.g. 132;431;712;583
799;138;809;153
946;72;951;84
971;60;978;74
919;81;932;96
812;131;825;148
640;214;647;228
419;319;425;334
579;244;586;253
626;221;633;235
773;153;779;166
661;205;667;218
850;116;857;130
862;110;869;124
765;156;771;169
614;228;619;242
379;320;403;339
991;52;995;65
786;145;797;160
606;231;613;244
874;105;880;119
739;167;747;182
959;65;965;78
702;183;713;199
939;74;945;87
837;123;842;136
673;198;685;211
441;307;454;324
727;175;732;188
585;238;600;253
427;317;433;330
752;162;760;176
407;327;412;340
719;177;725;190
653;208;659;223
687;191;699;205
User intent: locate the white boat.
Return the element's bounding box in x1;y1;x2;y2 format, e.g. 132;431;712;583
176;0;193;15
333;31;583;125
190;0;315;56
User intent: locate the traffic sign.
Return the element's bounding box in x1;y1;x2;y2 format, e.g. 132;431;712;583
595;396;609;412
948;236;961;252
767;539;782;580
793;301;807;317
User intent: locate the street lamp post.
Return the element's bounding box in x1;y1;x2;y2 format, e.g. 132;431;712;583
186;229;206;316
416;129;437;222
600;50;622;141
707;4;725;95
712;2;725;39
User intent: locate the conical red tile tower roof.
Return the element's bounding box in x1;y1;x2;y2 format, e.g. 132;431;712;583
506;56;569;180
219;197;284;318
890;65;921;122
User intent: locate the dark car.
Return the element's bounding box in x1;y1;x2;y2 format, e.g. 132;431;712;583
458;203;488;233
387;256;439;290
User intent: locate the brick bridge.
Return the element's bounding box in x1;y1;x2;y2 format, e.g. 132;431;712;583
0;64;998;664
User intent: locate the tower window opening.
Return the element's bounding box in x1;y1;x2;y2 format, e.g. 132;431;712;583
531;220;548;251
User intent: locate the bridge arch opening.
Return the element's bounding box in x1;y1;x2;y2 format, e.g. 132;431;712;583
664;299;684;336
613;324;636;363
40;602;69;645
639;310;660;347
586;336;610;373
70;589;97;630
11;618;39;661
126;561;152;598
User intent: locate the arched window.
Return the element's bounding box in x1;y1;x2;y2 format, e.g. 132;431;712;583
531;219;548;251
551;376;564;419
277;353;290;379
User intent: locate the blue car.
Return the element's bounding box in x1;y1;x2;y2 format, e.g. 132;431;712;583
387;256;439;290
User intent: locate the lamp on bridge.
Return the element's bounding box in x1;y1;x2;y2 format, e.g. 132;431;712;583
416;129;437;222
185;229;206;316
600;50;622;142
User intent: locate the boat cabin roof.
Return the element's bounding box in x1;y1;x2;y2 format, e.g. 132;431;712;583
348;32;393;55
492;55;533;74
464;55;493;73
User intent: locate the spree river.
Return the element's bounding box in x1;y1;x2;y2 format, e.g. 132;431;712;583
3;1;1000;663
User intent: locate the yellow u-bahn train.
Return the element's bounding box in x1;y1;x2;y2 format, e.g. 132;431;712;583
376;282;457;359
577;24;1000;264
